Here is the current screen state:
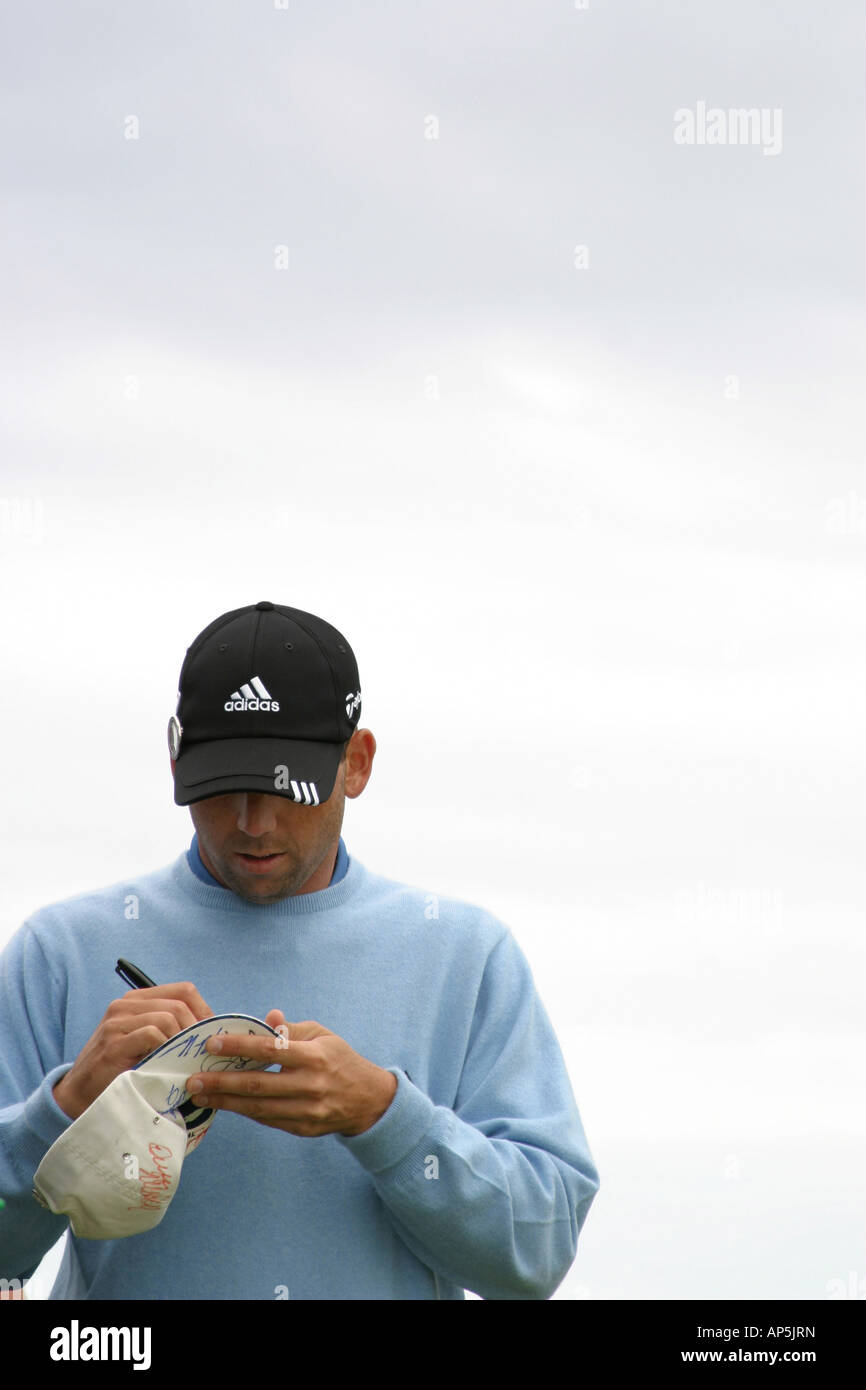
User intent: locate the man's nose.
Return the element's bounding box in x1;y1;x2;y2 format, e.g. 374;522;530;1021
236;793;279;837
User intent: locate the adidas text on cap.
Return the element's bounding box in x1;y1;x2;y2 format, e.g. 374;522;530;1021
169;602;362;807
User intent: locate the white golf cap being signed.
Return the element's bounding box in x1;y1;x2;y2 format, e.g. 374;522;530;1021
33;1014;278;1240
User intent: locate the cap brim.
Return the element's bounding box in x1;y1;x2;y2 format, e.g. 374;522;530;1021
173;737;342;807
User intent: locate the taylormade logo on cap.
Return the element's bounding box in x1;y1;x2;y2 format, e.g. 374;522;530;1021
224;675;280;712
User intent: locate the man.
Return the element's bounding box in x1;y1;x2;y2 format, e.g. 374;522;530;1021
0;601;599;1300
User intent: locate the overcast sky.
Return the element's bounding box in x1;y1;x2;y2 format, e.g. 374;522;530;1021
1;1;864;1301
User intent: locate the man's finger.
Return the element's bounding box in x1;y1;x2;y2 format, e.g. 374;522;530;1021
185;1066;321;1100
203;1020;330;1062
180;1091;333;1134
274;1019;331;1042
122;982;214;1020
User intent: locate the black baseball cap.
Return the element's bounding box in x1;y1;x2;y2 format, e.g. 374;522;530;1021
169;602;362;807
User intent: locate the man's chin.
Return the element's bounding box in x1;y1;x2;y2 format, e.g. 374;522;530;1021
214;856;305;903
225;871;301;904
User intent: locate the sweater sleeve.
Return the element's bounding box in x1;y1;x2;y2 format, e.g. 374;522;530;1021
336;928;600;1300
0;924;75;1279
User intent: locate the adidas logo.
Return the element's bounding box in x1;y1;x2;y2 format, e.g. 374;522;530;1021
274;765;319;804
224;676;280;713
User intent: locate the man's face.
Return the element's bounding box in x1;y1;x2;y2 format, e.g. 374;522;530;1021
186;757;349;905
172;728;375;904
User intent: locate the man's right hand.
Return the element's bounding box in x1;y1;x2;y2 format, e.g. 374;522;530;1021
52;983;214;1120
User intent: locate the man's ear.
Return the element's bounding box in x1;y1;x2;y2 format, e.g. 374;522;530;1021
344;729;376;800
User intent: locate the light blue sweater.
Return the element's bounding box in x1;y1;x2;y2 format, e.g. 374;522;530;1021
0;843;599;1300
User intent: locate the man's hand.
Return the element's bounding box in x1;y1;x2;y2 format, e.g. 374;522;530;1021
52;982;214;1120
184;1009;398;1137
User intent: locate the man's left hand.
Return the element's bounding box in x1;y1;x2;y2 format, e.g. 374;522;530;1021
184;1010;398;1137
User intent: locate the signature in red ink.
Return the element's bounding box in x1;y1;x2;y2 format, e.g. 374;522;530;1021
128;1141;175;1212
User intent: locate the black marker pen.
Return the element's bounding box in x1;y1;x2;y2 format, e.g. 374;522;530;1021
114;958;213;1126
116;958;157;990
